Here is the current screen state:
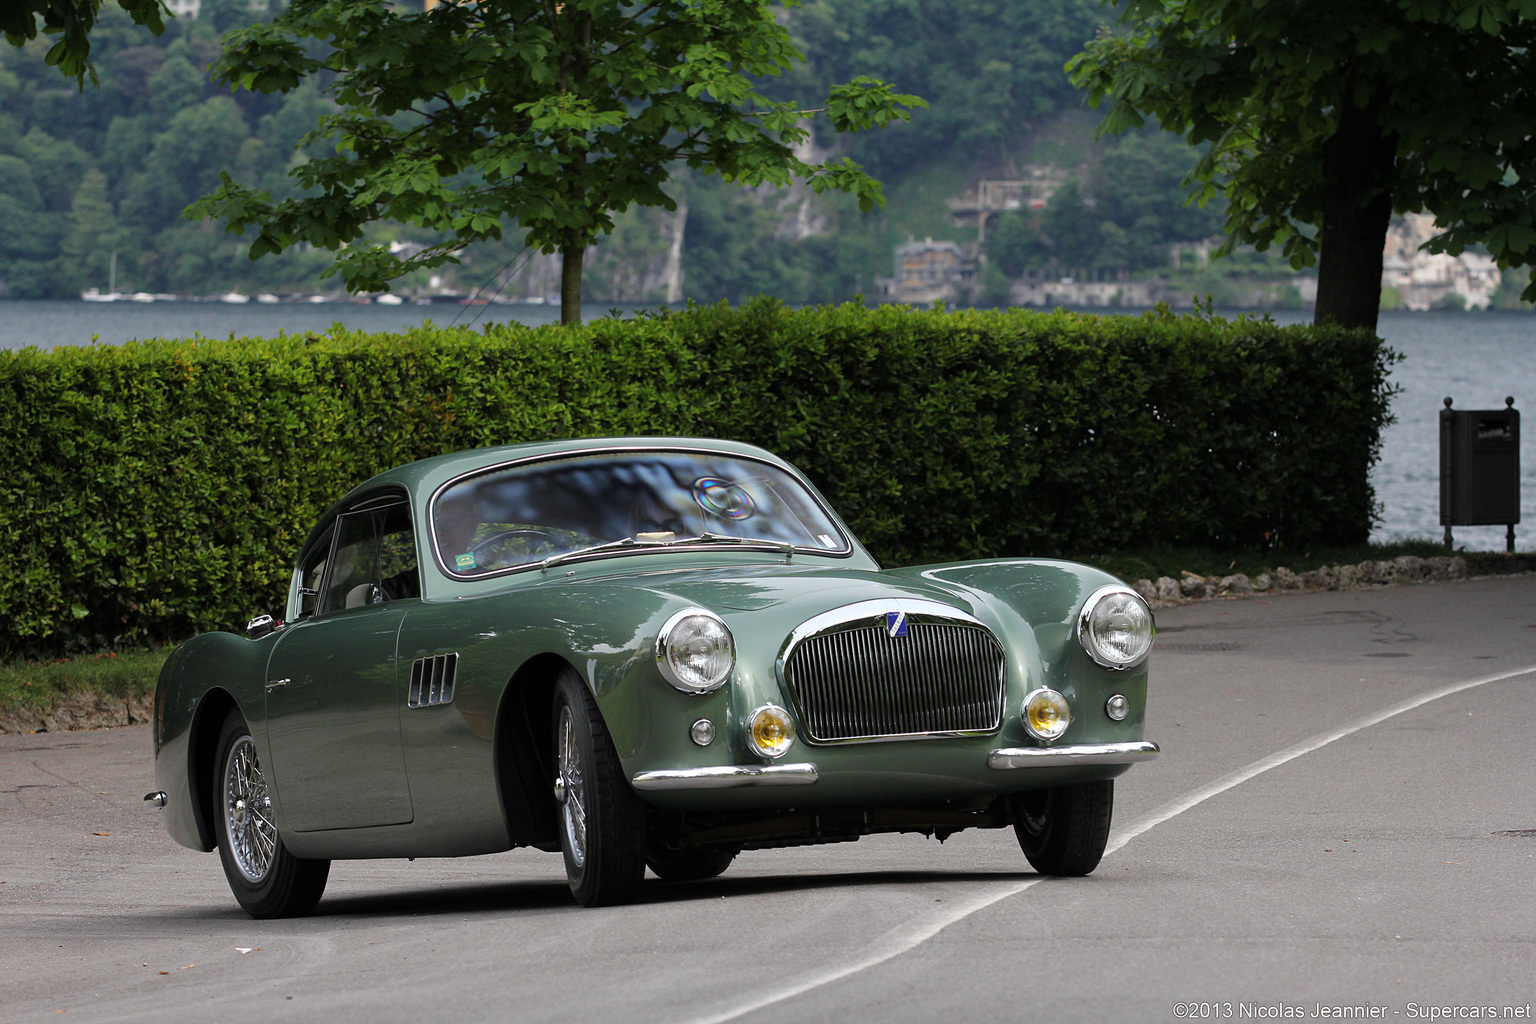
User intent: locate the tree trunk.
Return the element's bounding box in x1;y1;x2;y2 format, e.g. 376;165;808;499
1313;94;1398;332
560;243;584;325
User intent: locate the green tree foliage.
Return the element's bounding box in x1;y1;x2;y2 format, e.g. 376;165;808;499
0;0;166;83
194;0;924;323
56;168;132;292
1069;0;1536;330
772;0;1104;175
986;132;1223;276
0;6;335;299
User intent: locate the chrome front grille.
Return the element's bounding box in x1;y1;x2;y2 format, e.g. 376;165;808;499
783;620;1005;742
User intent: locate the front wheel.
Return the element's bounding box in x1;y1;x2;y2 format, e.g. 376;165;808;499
1010;780;1113;876
212;709;330;918
646;844;738;882
553;670;646;906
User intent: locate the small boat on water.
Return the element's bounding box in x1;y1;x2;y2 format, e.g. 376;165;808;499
81;288;121;302
130;293;156;303
220;292;251;304
375;293;404;306
256;294;280;304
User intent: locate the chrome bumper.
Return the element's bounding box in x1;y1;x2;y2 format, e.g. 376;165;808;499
988;740;1160;770
632;763;819;791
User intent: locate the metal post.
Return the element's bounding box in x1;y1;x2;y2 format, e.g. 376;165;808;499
1508;523;1515;554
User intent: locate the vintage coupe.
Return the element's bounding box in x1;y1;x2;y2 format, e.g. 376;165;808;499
151;437;1158;916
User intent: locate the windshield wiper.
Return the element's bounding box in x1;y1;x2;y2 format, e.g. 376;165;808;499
540;537;645;571
540;533;797;571
675;533;797;558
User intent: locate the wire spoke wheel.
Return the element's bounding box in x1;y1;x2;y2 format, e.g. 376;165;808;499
557;705;587;869
224;735;276;883
212;709;330;918
552;668;645;906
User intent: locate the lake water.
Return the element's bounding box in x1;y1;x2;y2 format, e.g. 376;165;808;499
3;300;1534;550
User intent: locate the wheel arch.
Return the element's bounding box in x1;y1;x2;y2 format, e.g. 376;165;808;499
186;687;240;853
492;653;572;851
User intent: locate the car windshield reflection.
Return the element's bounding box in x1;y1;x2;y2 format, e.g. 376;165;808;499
433;451;849;576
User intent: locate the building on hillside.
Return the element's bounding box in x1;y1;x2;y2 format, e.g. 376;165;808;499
1381;214;1501;310
875;237;976;306
165;0;200;17
949;168;1067;243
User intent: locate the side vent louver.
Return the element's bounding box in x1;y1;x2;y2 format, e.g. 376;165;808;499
408;653;458;708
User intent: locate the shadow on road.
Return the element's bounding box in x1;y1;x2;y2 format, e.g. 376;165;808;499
307;867;1037;919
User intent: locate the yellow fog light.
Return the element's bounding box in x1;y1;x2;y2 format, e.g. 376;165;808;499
748;704;795;759
1022;688;1071;742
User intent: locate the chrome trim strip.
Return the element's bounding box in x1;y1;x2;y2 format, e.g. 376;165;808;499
778;599;987;657
1077;584;1156;671
426;445;854;582
631;763;819;790
987;740;1161;769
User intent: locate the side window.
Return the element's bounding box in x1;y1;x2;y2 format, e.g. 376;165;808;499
322;512;381;614
294;524;336;620
378;503;420;600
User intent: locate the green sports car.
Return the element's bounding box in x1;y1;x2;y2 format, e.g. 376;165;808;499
150;437;1159;916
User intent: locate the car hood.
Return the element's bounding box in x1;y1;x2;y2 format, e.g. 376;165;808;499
584;562;985;621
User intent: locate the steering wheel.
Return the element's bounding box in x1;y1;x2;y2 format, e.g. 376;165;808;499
469;529;563;557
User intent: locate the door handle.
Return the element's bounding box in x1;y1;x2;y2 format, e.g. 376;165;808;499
265;678;291;692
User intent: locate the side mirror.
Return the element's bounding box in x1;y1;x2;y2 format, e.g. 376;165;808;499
246;614;277;639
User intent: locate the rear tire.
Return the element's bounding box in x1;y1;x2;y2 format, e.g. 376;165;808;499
1010;780;1113;876
553;669;647;906
212;710;330;918
646;845;737;882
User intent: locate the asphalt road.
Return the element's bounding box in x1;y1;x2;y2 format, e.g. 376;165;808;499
4;575;1535;1024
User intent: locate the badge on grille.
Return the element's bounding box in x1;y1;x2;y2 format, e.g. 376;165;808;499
885;611;909;638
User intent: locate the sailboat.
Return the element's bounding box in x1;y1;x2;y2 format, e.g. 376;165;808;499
81;252;123;301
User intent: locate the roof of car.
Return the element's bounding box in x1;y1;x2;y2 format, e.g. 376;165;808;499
298;437;798;557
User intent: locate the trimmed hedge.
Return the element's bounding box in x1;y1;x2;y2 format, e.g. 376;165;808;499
0;301;1395;657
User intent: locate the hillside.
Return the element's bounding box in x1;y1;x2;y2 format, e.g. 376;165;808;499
0;0;1277;306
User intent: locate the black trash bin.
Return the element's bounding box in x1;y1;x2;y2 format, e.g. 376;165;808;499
1440;396;1520;551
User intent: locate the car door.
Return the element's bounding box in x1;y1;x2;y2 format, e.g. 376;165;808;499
265;503;415;831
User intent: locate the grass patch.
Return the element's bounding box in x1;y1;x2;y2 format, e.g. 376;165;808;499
0;648;169;719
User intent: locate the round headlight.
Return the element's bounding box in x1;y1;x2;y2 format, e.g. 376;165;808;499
1078;585;1154;669
747;704;795;758
656;608;735;693
1023;688;1071;741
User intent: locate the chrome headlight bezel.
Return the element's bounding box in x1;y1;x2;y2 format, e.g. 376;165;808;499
655;607;736;694
1077;585;1155;670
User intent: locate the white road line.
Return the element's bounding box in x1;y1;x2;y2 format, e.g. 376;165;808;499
684;662;1536;1024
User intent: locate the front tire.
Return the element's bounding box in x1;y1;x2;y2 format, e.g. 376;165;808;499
553;669;646;906
646;844;738;882
1010;780;1113;876
212;709;330;919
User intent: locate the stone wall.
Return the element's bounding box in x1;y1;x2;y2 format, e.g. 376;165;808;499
1131;555;1470;607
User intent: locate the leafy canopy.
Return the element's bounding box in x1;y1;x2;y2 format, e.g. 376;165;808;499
1068;0;1536;297
192;0;925;294
1;0;167;83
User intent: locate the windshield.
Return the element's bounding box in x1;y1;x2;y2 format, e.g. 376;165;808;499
432;450;850;576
